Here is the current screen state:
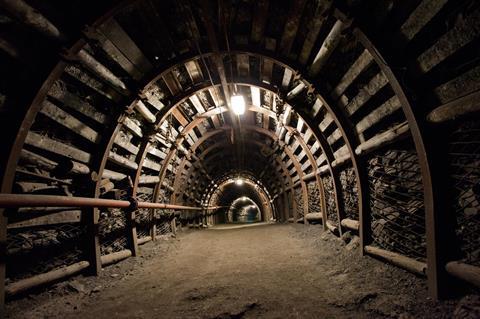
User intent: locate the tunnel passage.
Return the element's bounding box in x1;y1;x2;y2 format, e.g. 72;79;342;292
0;0;479;313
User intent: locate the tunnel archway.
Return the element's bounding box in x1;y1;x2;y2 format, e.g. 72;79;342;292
226;197;260;223
0;0;479;310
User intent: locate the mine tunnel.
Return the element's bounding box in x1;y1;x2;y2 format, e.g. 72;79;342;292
0;0;479;317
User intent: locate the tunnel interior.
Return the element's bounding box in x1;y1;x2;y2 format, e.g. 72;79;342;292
0;0;480;316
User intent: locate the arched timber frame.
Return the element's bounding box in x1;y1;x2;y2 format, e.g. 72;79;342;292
172;138;295;208
1;0;471;305
0;46;438;300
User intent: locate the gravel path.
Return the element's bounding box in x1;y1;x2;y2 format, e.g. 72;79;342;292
7;224;476;318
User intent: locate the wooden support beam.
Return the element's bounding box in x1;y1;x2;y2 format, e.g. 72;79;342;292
134;100;156;123
279;0;307;56
5;261;90;297
102;169;127;181
20;149;90;175
40;101;100;143
356;122;409;156
355;96;402;136
305;212;323;222
108;151;138;170
76;49;128;93
84;26;143;81
427;90;480;123
298;2;331;65
25;132;92;164
343;72;388;116
355;29;453;299
445;261;480;289
365;246;427;276
309;19;346;76
331;49;373;100
100;250;132;266
340;218;359;231
123;117;143;138
114;133;140;155
99;18;153;75
286;82;306;100
139;175;160;184
49;81;107;124
0;0;63;40
7;210;81;229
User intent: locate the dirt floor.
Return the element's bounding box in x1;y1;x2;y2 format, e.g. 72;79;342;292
6;223;480;318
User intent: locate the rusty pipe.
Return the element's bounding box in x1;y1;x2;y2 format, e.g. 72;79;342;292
0;194;224;211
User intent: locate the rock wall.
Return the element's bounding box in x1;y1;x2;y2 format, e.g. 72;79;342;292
322;175;338;225
294;187;304;218
307;182;321;213
368;148;426;260
339;167;358;220
6;224;86;282
449;120;480;266
99;208;128;255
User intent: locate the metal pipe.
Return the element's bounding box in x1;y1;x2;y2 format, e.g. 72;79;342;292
0;194;224;211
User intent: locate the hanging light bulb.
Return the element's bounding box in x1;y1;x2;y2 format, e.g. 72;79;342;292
235;178;244;185
231;95;245;115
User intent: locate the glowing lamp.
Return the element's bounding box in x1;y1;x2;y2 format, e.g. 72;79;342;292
231;95;245;115
235;178;244;185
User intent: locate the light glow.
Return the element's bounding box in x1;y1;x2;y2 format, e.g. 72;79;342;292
235;178;244;185
231;95;245;115
251;87;261;107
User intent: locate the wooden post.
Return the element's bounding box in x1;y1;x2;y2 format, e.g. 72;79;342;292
125;205;139;257
301;181;309;224
0;211;6;317
283;192;290;222
354;29;456;299
85;208;101;275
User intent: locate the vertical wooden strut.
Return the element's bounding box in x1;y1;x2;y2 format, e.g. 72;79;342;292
354;29;454;299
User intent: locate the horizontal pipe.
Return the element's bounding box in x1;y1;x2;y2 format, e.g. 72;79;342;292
0;194;225;211
5;261;90;297
445;261;480;288
365;245;427;276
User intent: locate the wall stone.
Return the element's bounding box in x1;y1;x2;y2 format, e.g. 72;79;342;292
449;120;480;266
339;167;358;220
322;175;338;226
368;148;426;260
307;181;321;213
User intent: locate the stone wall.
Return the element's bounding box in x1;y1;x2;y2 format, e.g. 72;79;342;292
294;187;304;218
339;167;358;220
449;120;480;266
307;181;321;213
368;148;426;260
322;175;338;226
6;224;86;282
